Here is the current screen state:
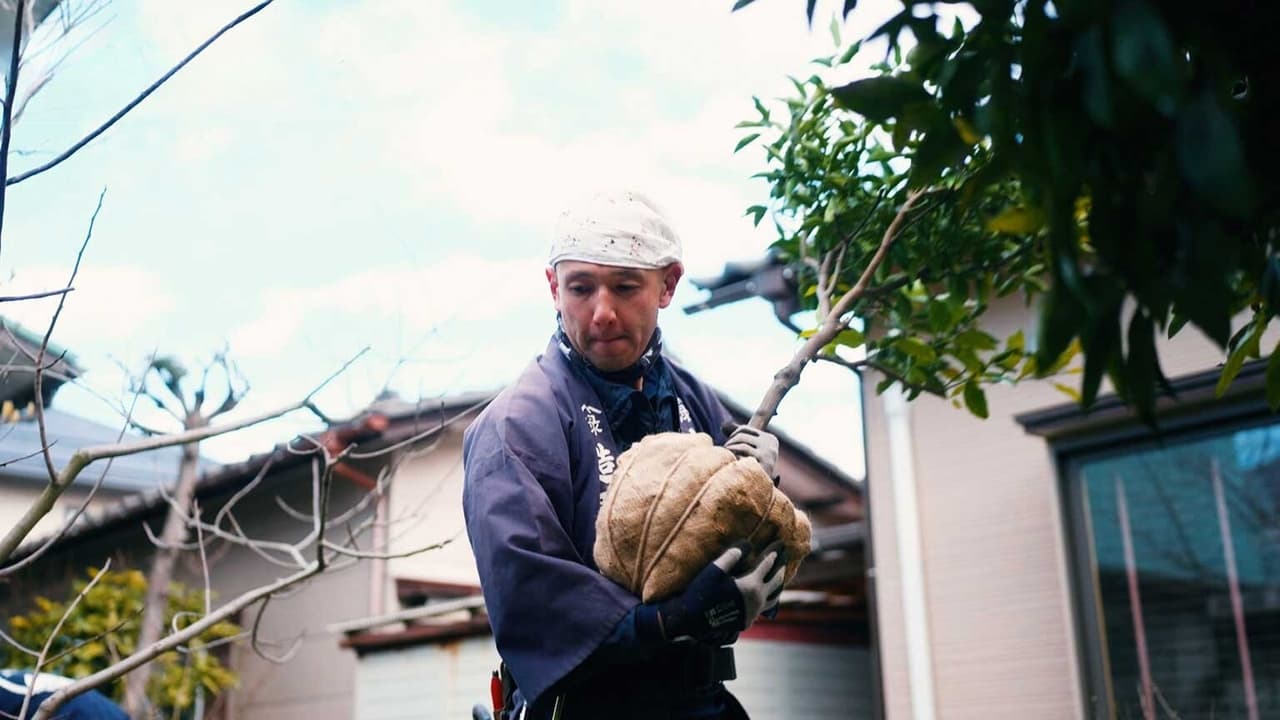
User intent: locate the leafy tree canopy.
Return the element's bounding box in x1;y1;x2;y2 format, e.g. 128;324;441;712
734;0;1279;420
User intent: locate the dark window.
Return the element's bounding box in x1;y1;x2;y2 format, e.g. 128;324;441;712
1064;420;1280;719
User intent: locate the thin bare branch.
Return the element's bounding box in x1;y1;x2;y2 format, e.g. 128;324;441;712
0;624;39;658
0;349;156;578
19;559;111;720
0;285;72;303
6;0;280;188
321;537;452;560
0;0;27;258
346;394;493;460
250;594;303;665
33;186;105;484
212;454;277;531
272;494;314;523
38;607;143;671
816;247;836;319
1;345;365;566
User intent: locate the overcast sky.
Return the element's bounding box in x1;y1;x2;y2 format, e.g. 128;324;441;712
1;0;905;474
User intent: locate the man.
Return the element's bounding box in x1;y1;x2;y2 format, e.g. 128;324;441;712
0;670;128;719
463;191;786;720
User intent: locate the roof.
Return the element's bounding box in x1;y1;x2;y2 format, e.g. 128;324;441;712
3;385;860;565
0;404;438;564
0;408;211;492
0;317;82;407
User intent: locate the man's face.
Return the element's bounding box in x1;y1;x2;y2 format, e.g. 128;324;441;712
547;260;683;372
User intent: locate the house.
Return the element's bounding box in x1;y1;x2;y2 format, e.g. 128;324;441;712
0;319;198;548
0;395;444;720
334;391;873;720
859;294;1280;719
4;382;871;719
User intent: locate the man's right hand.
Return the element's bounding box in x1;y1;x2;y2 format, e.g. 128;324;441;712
638;542;787;643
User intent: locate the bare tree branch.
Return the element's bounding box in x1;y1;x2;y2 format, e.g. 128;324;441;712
320;537;452;561
346;393;492;460
249;593;302;665
0;349;158;579
0;624;40;659
0;0;27;259
32;186;105;485
0;285;72;303
6;0;279;188
19;559;111;720
0;348;366;566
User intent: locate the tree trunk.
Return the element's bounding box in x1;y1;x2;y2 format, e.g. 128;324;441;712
123;416;205;719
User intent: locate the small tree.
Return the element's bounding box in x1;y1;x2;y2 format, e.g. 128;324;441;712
121;353;247;718
735;39;1056;429
3;568;239;717
0;3;455;718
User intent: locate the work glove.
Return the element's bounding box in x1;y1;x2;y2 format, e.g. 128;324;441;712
638;541;787;644
723;422;780;483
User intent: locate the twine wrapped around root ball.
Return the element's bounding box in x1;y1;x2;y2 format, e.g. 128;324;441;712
594;431;811;602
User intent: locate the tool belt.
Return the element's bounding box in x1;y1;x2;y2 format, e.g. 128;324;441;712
557;642;737;714
492;644;736;719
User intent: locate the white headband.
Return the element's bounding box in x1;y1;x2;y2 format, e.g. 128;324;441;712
549;190;682;269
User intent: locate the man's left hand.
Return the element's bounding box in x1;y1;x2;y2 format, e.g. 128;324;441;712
723;423;779;482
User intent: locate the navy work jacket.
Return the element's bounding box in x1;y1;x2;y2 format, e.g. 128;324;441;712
462;335;731;710
0;671;127;719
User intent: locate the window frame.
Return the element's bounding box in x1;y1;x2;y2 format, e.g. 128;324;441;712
1019;360;1273;719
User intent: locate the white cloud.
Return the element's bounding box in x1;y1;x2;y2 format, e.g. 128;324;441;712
227;254;547;359
0;264;174;348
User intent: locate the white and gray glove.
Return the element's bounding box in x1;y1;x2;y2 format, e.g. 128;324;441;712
715;541;786;629
723;422;780;483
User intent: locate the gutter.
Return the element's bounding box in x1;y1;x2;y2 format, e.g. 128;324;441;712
883;384;937;720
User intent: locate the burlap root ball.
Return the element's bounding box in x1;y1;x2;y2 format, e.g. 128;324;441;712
594;431;811;602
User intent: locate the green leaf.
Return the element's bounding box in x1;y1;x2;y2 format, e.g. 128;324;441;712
1216;320;1262;397
962;381;989;419
1080;295;1123;408
895;336;937;363
1266;341;1280;411
926;300;951;333
735;133;761;153
1052;382;1082;402
745;205;767;227
1125;311;1159;422
1111;0;1183;112
986;206;1046;235
838;41;861;66
752;95;770;121
830;15;841;46
909;119;968;186
1176;90;1255;219
731;0;758;10
956;329;999;351
1075;27;1113;126
831;76;931;122
842;0;858;20
834;329;866;348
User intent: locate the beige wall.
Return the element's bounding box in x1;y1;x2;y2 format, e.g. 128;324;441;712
0;481;131;549
865;297;1237;719
383;425;479;608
